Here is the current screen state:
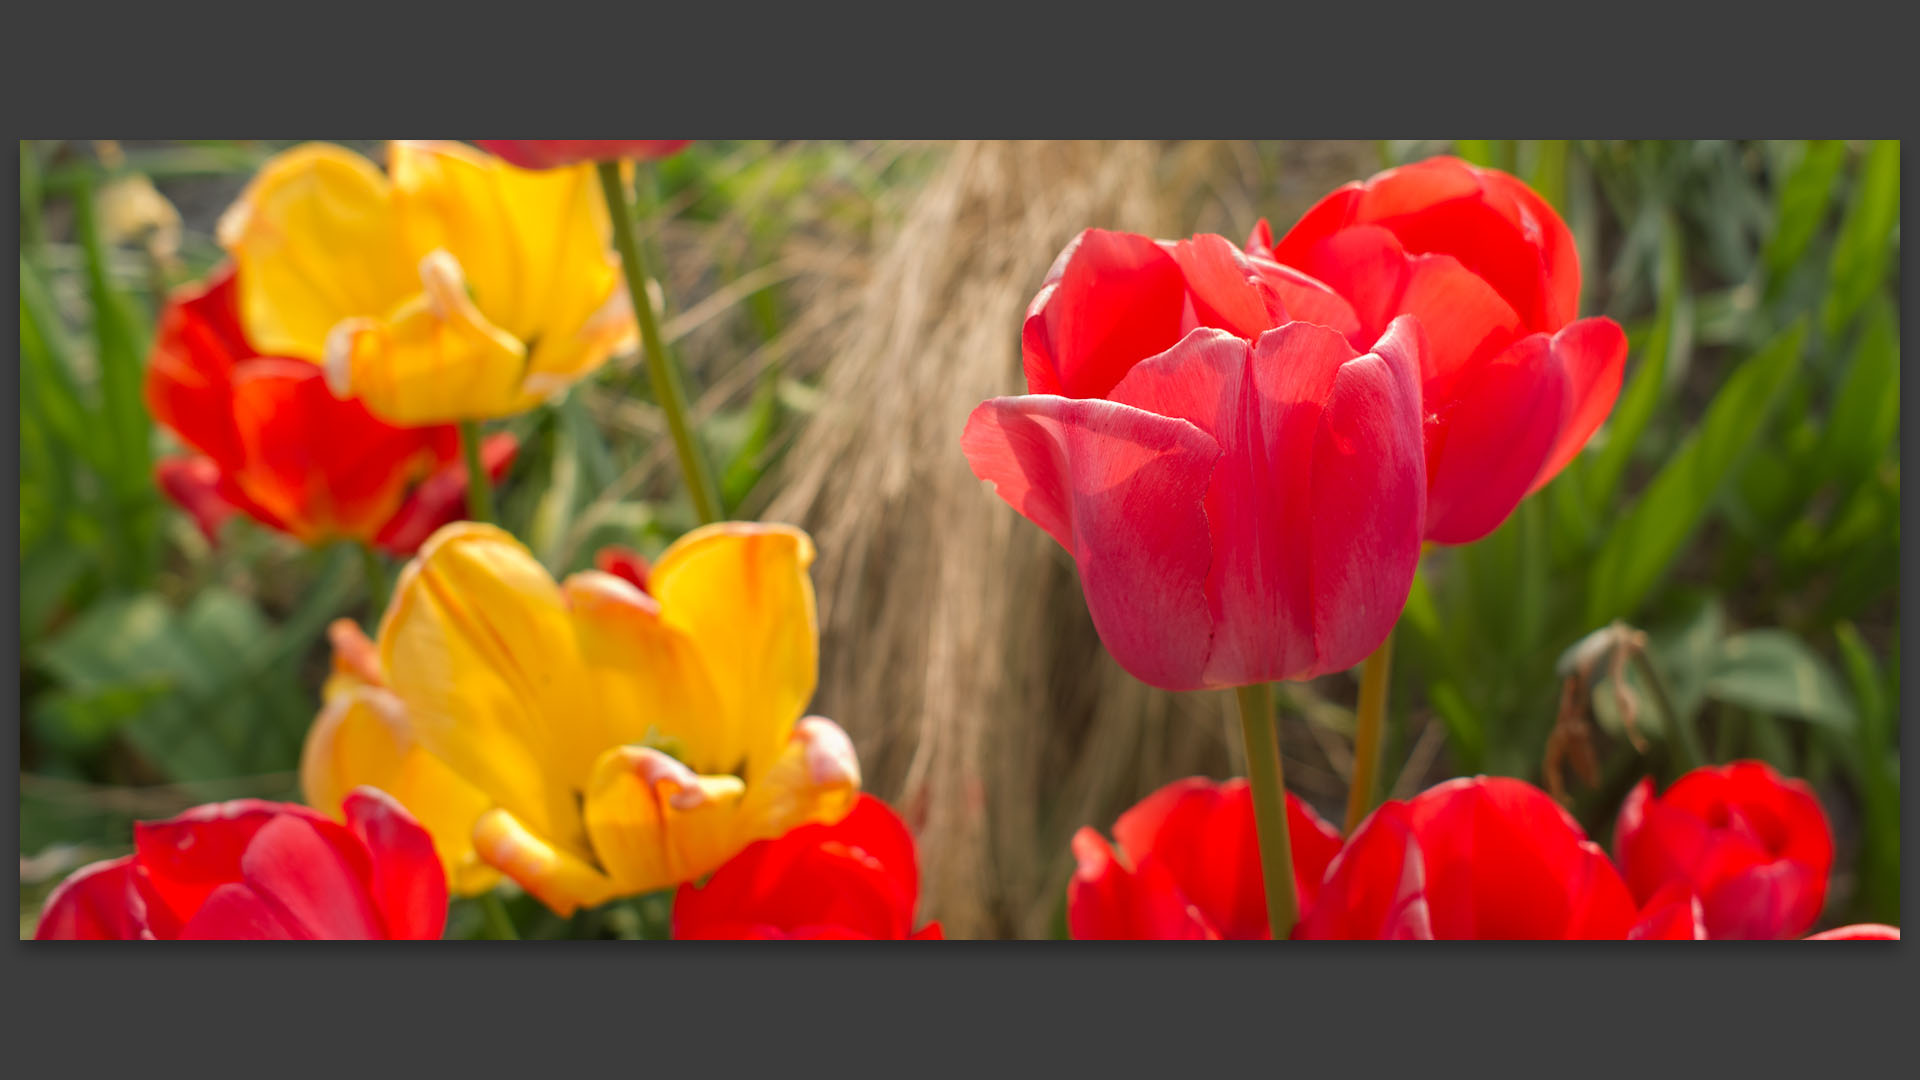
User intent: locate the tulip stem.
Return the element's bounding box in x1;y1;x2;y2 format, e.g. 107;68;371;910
358;542;389;621
1234;681;1299;940
479;892;519;941
1629;648;1701;772
460;420;495;525
1344;627;1397;833
595;161;722;526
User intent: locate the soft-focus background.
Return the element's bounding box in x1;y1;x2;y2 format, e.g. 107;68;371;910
18;140;1901;939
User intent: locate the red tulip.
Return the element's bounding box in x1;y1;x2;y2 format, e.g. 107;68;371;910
1300;776;1638;940
34;789;448;940
1613;761;1834;940
964;294;1426;691
474;140;691;170
1068;777;1344;939
1626;882;1708;940
1249;156;1628;544
1804;924;1899;940
146;265;516;555
671;794;943;940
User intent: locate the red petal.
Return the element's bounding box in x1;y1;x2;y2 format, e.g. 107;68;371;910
1805;924;1899;940
1421;330;1570;545
374;432;517;555
1066;827;1214;940
1022;229;1190;399
1407;777;1637;939
238;813;386;940
909;922;946;940
343;786;449;940
593;546;651;592
155;456;249;544
1476;166;1583;329
133;799;330;931
1525;318;1629;496
1296;803;1434;940
1166;233;1286;342
1247;257;1363;342
145;265;251;470
961;394;1220;691
475;140;690;169
177;882;306;940
33;856;148;940
1627;882;1707;940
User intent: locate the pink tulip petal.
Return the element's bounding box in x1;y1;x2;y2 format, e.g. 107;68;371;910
1422;329;1570;545
961;395;1219;690
239;815;386;940
1525;318;1629;495
1022;229;1188;399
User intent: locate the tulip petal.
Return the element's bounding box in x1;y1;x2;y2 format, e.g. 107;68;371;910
1525;317;1628;495
1067;827;1214;940
1247;258;1363;342
155;456;258;544
1421;329;1570;545
1296;803;1434;940
1805;924;1899;940
374;432;518;556
1166;233;1287;342
730;716;863;847
34;856;147;940
471;808;618;918
1627;882;1707;940
643;523;821;782
133;799;331;933
1023;229;1190;398
582;745;749;896
238;813;386;939
326;250;537;425
379;523;594;850
341;787;449;940
177;882;305;940
216;142;416;361
145;265;250;470
1476;166;1583;328
961;394;1219;691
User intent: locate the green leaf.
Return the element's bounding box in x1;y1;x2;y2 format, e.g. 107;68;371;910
1822;140;1900;336
1582;237;1689;519
1816;298;1899;497
1764;140;1848;288
1585;321;1807;624
1706;630;1856;732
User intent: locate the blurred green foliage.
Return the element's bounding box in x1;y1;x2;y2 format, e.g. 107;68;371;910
1382;140;1900;924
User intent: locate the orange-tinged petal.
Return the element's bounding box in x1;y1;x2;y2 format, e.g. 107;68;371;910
216;143;416;360
560;570;731;771
300;628;500;896
646;523;820;782
472;808;617;917
377;523;591;852
583;745;748;895
730;716;862;847
324;250;540;425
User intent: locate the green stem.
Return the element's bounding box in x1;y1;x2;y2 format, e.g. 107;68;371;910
1234;682;1300;940
460;419;495;525
595;161;722;525
358;543;389;623
1344;626;1397;833
1630;648;1701;771
478;892;519;941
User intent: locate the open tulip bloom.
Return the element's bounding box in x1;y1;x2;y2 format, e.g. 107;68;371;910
216;140;636;426
35;790;447;941
146;263;516;553
299;520;862;917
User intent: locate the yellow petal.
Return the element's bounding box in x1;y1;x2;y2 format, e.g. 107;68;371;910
387;141;623;360
300;677;500;896
582;745;748;896
324;250;540;425
560;569;734;773
647;523;821;782
217;143;416;361
473;808;617;917
378;522;593;854
731;715;862;846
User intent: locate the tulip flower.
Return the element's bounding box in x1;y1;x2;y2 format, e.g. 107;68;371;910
300;620;501;895
672;793;943;939
1068;777;1344;939
1626;882;1708;940
34;790;447;940
360;520;859;916
964;315;1426;691
474;140;692;170
1299;777;1639;940
1613;761;1834;940
216;140;634;426
1804;924;1899;940
146;264;516;553
1249;155;1628;544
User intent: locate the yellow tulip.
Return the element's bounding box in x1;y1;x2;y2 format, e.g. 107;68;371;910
344;520;861;916
215;140;634;426
301;619;501;896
